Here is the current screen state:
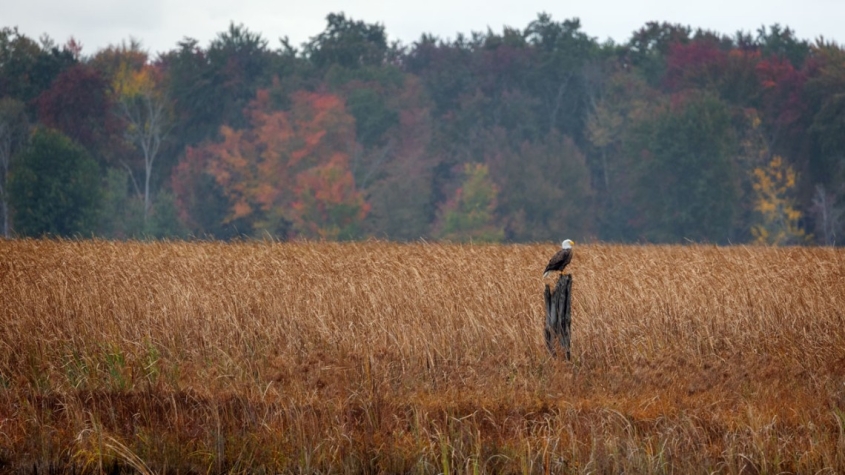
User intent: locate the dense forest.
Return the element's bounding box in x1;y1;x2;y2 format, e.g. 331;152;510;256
1;13;843;244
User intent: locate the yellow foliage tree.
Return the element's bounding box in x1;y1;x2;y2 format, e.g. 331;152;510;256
112;61;156;98
111;58;171;222
750;156;811;245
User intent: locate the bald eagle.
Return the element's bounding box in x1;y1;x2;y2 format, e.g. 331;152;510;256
543;239;574;278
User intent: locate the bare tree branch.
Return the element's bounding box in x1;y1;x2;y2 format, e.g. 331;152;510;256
119;81;171;222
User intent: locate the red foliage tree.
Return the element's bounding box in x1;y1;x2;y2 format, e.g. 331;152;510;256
754;56;810;175
664;40;727;91
172;144;216;230
34;63;118;152
756;57;807;136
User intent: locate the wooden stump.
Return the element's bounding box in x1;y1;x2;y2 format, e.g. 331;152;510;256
544;274;572;359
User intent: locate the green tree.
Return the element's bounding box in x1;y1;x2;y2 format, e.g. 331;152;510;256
626;21;692;86
144;190;188;238
584;69;661;241
0;27;76;108
0;97;28;237
805;41;845;188
627;91;739;242
525;14;600;139
204;23;274;131
487;130;593;241
404;34;475;118
756;24;810;67
436;163;503;242
8;128;101;237
99;167;145;238
99;167;187;239
305;13;389;70
810;183;843;245
343;85;399;148
158;24;276;149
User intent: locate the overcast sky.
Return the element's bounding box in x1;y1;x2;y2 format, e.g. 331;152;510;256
5;0;843;57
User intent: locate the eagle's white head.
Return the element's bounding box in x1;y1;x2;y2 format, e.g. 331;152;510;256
561;239;574;249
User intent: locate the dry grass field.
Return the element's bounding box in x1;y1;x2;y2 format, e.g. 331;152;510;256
1;239;844;474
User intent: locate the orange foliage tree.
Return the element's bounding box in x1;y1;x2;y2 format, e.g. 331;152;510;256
291;152;369;239
176;89;368;239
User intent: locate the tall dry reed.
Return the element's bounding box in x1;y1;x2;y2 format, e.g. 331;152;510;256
1;239;843;473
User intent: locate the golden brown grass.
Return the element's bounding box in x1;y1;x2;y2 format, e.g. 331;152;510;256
1;239;844;473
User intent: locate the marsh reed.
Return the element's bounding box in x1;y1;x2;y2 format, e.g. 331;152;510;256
1;239;843;473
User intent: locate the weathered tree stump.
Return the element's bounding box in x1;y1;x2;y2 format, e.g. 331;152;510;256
544;274;572;359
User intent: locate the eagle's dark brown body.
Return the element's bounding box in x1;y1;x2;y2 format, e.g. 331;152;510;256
543;240;574;277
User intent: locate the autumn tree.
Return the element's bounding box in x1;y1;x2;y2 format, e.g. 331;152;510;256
663;39;727;92
177;89;369;239
88;39;148;80
172;145;247;239
750;155;810;244
112;55;172;222
662;38;764;104
2;17;841;244
291;153;370;240
755;55;808;162
34;63;119;157
361;75;437;240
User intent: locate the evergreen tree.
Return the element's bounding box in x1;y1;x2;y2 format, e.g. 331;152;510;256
9;128;101;237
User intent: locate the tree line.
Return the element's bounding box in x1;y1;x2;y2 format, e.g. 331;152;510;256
1;13;843;244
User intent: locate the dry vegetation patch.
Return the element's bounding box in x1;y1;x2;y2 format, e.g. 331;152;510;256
1;240;844;473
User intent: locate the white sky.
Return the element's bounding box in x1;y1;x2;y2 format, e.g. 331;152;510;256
4;0;843;57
